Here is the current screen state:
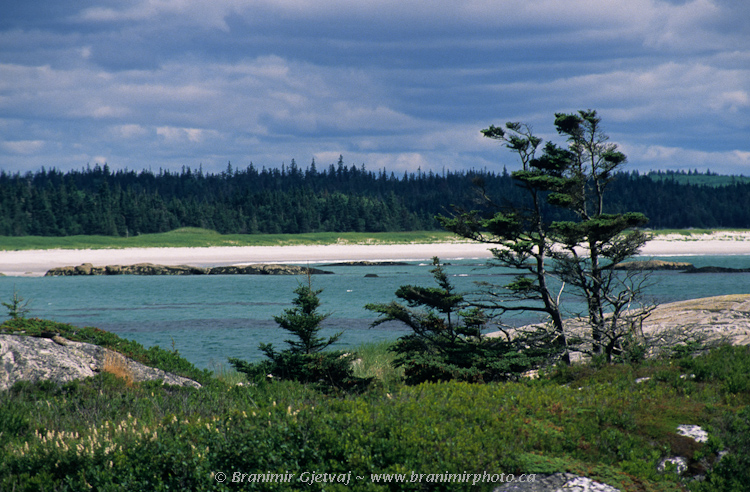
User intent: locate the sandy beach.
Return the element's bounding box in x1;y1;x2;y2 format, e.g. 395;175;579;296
2;231;750;277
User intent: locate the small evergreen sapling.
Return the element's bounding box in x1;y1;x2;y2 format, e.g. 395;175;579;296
2;287;32;320
229;277;371;391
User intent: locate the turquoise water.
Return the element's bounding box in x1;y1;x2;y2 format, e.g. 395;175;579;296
3;255;750;369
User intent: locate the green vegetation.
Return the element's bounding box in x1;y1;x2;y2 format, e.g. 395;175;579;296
1;287;32;319
650;229;750;238
2;315;750;491
0;228;464;251
349;340;404;390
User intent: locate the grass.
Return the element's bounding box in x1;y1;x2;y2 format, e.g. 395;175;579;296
101;351;135;388
350;340;404;390
2;317;750;491
648;228;750;237
0;228;467;251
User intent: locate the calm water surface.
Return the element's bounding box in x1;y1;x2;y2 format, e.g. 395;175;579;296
3;255;750;368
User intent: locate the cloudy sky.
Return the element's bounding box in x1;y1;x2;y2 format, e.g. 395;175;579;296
1;0;748;176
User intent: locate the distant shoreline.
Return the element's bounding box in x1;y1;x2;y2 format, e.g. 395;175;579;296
1;231;749;277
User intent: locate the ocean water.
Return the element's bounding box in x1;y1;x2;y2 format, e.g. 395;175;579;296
2;255;750;369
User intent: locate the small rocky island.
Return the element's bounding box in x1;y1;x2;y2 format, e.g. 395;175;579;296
45;262;333;276
614;259;750;273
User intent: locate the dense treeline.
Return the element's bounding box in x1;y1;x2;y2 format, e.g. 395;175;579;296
1;157;749;236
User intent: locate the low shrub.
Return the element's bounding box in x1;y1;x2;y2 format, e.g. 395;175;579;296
1;375;692;491
679;345;750;398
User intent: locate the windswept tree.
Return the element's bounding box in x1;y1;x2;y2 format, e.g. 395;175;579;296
545;111;651;360
441;110;651;362
440;121;571;363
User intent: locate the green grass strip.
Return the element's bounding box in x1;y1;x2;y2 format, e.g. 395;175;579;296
0;228;466;251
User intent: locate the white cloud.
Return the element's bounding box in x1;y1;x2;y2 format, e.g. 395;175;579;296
156;126;218;143
78;0;243;30
626;144;750;173
88;105;130;118
90;155;109;165
518;61;750;128
708;90;750;113
112;124;149;139
324;151;431;173
1;140;45;155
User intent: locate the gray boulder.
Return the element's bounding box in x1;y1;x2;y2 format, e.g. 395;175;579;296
0;334;201;391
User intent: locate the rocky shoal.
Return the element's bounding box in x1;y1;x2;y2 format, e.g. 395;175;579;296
44;262;333;276
614;259;750;273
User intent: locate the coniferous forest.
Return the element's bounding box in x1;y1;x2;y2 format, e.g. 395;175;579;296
2;157;750;237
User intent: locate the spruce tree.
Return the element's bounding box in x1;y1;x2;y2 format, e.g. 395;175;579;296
230;276;371;391
366;257;559;384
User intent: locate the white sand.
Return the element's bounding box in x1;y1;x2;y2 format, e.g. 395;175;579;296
0;242;495;277
639;231;750;256
2;231;750;277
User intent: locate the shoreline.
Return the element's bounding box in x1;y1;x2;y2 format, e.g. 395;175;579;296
2;232;750;277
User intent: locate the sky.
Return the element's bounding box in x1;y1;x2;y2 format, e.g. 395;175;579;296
1;0;749;176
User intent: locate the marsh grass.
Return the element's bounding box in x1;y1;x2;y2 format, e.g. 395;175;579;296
101;351;135;387
0;228;465;251
208;361;248;386
350;340;403;389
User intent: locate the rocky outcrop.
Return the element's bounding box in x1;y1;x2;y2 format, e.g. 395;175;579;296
487;294;750;357
45;263;208;276
613;260;693;270
0;334;201;391
631;294;750;348
45;263;333;276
